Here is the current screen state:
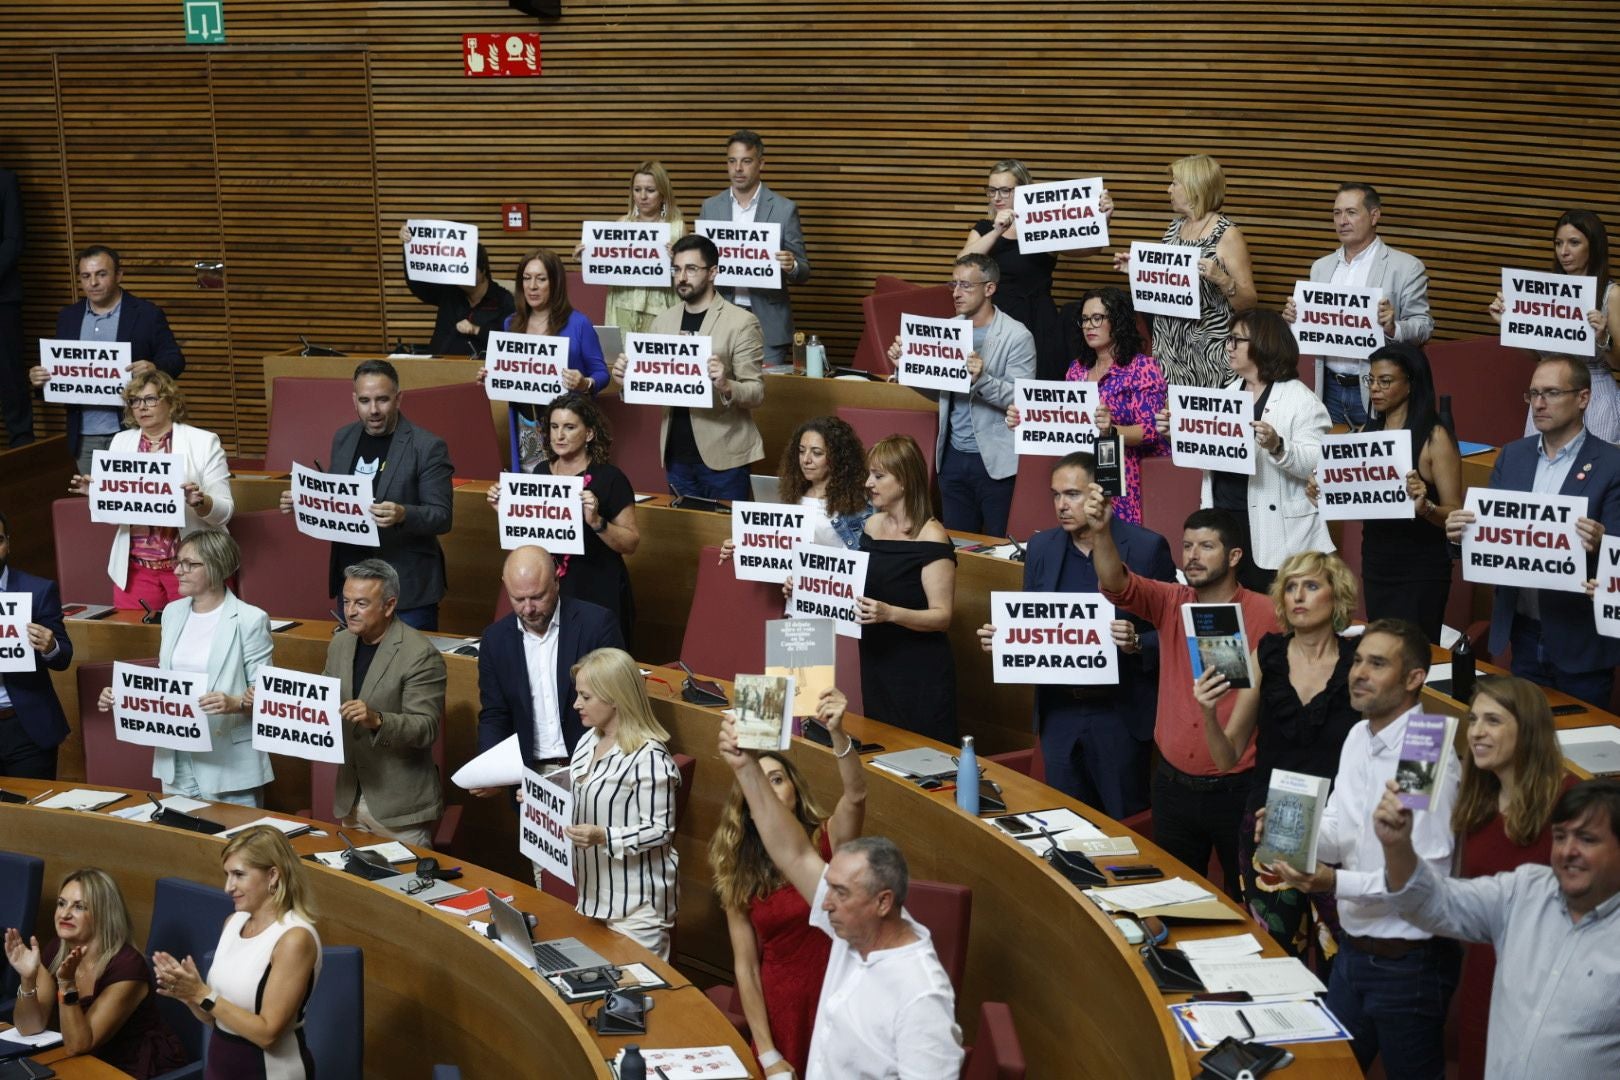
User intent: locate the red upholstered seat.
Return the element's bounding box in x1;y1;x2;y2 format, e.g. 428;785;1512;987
856;284;958;377
679;545;788;682
566;271;607;327
399;381;504;479
52;497;118;605
962;1001;1027;1080
985;745;1044;784
1005;454;1055;544
836;406;938;487
1137;453;1203;548
1427;336;1538;449
851;275;919;371
233;507;338;621
595;393;667;495
78;659;160;792
304;714;462;854
264;378;359;473
905;879;971;995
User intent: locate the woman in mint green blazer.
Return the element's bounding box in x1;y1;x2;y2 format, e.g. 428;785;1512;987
100;530;273;805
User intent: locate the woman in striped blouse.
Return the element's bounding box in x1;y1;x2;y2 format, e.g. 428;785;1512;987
565;647;682;959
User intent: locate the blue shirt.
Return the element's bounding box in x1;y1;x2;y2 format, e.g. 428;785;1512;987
946;324;989;454
78;297;125;435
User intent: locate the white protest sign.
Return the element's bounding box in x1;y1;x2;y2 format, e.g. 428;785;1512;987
483;332;569;405
787;542;870;639
1168;385;1255;475
1014;177;1109;254
1014;379;1099;456
578;221;672;288
1314;430;1414;521
1595;537;1620;639
1129;242;1199;319
495;471;584;554
403;218;478;287
38;340;132;408
291;463;380;547
1461;488;1588;594
0;592;31;674
696;219;782;290
731;501;813;583
621;332;714;408
520;766;574;884
1500;268;1598;357
1291;282;1385;360
111;661;212;753
88;451;186;529
896;313;970;393
990;592;1118;685
251;666;344;764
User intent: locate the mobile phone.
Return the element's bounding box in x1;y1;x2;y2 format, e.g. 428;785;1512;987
1551;703;1588;716
1191;990;1254;1003
993;815;1033;835
1107;864;1164;881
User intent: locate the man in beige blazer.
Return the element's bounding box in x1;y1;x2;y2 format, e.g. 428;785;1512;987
611;234;765;501
322;557;446;845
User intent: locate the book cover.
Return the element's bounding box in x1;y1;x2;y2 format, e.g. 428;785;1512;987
1395;714;1459;810
764;617;835;716
733;673;795;752
1254;769;1332;874
1182;603;1256;689
434;890;512;916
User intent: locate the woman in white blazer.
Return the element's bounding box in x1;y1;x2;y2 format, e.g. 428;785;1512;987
69;372;233;610
100;530;273;805
1158;310;1332;591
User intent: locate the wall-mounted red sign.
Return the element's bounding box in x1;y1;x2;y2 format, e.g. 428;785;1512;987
464;33;541;78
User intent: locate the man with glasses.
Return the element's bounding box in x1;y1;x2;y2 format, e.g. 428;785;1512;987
610;234;765;501
699;130;811;365
1446;356;1620;706
888;253;1036;536
1280;183;1433;427
29;244;186;474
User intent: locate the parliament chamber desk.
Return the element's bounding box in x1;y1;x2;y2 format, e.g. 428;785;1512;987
0;780;749;1080
261;350;935;479
45;618;1362;1079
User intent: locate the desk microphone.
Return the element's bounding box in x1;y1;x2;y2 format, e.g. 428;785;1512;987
1007;534;1027;563
138;599;160;625
330;608;347;634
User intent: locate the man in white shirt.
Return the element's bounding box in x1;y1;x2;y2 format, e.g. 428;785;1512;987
1282;183;1434;426
718;714;962;1079
1265;618;1461;1080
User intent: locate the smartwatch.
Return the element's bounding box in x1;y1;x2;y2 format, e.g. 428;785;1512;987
200;989;218;1013
60;988;80;1007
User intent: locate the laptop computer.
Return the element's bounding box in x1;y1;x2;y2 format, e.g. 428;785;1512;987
749;473;781;504
486;889;614;976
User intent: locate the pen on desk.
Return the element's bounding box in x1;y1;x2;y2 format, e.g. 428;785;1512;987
654;1068;671;1080
26;789;55;805
1027;811;1050;828
1235;1007;1255;1039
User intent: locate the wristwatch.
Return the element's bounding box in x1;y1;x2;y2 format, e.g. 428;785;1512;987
200;989;218;1013
59;988;80;1007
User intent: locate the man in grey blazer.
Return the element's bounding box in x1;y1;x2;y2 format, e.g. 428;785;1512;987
323;558;447;846
279;359;454;630
698;130;811;364
1284;182;1434;427
887;253;1037;536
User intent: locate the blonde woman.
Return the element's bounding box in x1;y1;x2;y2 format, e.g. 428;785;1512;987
4;868;186;1078
708;688;866;1076
566;646;681;958
591;161;686;333
154;826;322;1080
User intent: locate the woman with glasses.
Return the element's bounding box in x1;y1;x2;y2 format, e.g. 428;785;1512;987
1005;286;1167;524
960;159;1113;381
1489;209;1620;443
5;869;188;1079
1115;154;1256;388
98;530;274;805
67;372;232;610
1157;311;1331;591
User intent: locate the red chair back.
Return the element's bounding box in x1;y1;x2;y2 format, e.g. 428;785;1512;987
234;507;338;620
1137;454;1202;551
596;393;667;495
566;271;608;327
78;659;160;791
835;633;864;718
52;498;118;605
904;879;971;995
678;546;786;682
1427;336;1538;448
851;275;919;371
401;382;505;479
307;711;449;827
264;378;360;473
1005;454;1055;543
857;284;958;376
836;406;939;487
962;1001;1026;1080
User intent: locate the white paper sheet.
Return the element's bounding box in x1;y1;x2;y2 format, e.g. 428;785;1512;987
450;733;523;789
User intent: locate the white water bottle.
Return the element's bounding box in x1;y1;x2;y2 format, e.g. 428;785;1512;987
806;334;826;378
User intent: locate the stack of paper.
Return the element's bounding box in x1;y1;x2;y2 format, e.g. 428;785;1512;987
309;841;414;869
109;795;211;820
35;789;124;811
1558;726;1620;775
1186;956;1328;1000
1177;933;1264;960
1089;878;1213;913
0;1027;63;1050
218;816;312;840
612;1046;749;1080
1169;999;1350;1049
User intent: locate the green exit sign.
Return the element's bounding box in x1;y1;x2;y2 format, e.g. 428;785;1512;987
184;0;225;44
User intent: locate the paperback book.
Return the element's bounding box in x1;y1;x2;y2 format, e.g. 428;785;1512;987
1254;769;1332;874
733;673;795;752
764;617;835;716
1183;603;1256;689
1395;714;1459;810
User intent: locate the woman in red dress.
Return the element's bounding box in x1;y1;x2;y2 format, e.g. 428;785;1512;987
708;687;867;1078
1451;675;1573;1080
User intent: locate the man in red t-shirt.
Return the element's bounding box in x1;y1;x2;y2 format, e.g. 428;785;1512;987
1087;485;1281;895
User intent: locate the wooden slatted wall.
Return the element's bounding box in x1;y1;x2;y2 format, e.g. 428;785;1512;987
3;2;1618;453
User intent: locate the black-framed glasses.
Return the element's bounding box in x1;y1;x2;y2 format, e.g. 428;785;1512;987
1523;388;1577;403
1362;374;1408;389
174;560;204;574
947;279;989;292
1226;334;1251;346
1078;314;1109;328
984;186;1015;198
128;395;162;407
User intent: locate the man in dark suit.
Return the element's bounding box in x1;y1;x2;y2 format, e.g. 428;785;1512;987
28;244;186;472
471;545;623;795
0;509;73;779
322;558;447;846
1447;355;1620;708
977;452;1175;816
699;130;811;364
279;359;454;630
0;168;29;447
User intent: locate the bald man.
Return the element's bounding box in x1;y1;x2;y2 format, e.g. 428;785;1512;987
472;545;624;793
